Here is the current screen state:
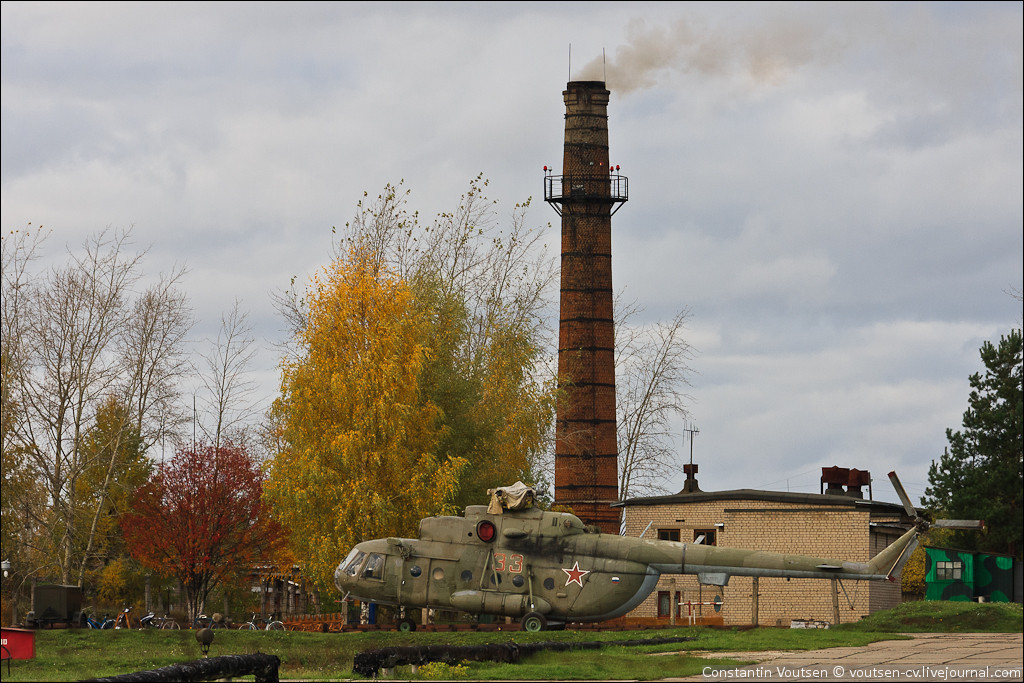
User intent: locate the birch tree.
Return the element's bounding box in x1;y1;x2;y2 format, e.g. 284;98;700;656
76;267;192;584
1;227;192;585
197;300;258;449
1;226;49;593
615;300;695;500
265;245;466;587
328;177;560;509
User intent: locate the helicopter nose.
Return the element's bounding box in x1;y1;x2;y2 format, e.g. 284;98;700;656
333;563;351;593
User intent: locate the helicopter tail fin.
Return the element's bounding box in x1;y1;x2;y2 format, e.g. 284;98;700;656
865;526;921;581
863;472;983;581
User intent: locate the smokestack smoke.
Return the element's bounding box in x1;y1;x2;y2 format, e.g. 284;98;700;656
578;15;845;95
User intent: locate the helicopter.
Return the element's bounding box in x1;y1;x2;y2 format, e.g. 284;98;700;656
333;473;982;632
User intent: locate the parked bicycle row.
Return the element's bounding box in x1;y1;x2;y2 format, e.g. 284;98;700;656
80;607;285;630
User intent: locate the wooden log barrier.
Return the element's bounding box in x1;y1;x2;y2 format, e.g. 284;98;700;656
81;652;281;683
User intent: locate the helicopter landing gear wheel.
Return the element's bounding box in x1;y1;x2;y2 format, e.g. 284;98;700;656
397;617;417;632
520;611;547;632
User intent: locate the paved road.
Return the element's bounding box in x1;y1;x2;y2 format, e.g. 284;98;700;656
669;632;1023;682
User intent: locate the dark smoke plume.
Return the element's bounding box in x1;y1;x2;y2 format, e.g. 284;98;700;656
578;14;847;95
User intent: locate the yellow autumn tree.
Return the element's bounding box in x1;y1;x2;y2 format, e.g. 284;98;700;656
329;178;561;511
273;179;561;519
901;544;927;597
265;245;466;588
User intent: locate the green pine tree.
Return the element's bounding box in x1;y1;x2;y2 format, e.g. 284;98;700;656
923;329;1023;558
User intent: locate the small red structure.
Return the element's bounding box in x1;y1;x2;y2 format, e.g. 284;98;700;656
1;627;36;659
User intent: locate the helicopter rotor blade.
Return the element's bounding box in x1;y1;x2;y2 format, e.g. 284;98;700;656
933;519;986;530
888;472;985;532
887;471;918;519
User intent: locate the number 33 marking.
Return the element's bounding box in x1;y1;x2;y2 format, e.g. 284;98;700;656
493;553;524;573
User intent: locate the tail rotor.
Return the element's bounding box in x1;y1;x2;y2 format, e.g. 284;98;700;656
887;471;985;532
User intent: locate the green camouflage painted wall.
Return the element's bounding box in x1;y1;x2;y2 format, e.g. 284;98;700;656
976;554;1015;602
924;547;1015;602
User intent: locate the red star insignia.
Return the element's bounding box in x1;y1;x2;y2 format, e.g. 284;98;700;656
562;561;590;587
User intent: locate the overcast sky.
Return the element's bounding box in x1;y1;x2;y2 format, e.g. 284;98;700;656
3;2;1021;507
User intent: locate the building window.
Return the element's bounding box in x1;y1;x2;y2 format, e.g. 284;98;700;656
694;529;717;546
658;529;681;542
936;561;962;581
657;591;671;617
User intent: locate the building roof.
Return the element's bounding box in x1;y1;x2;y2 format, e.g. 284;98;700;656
614;488;911;515
924;545;1017;560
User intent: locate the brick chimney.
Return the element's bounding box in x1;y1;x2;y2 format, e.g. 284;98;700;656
544;81;628;533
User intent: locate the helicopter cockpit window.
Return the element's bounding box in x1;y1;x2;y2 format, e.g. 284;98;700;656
362;553;385;580
342;549;366;577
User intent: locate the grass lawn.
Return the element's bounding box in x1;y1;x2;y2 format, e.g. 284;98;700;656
2;601;1019;681
832;599;1022;633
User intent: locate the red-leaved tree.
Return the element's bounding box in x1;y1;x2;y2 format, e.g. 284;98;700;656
121;442;283;621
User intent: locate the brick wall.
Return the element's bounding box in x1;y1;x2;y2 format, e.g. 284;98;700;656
553;81;620;534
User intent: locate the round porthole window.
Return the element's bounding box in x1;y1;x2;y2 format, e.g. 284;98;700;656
409;565;422;577
461;570;472;582
432;567;445;581
543;578;555;590
512;575;525;587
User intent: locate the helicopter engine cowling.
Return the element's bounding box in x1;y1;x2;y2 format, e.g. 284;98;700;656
450;590;552;618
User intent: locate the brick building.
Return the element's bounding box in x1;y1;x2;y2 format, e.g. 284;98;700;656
616;481;914;626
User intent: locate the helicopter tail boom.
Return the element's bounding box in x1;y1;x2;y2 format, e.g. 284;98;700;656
637;522;921;584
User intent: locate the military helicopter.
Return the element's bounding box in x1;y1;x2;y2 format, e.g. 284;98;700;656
334;473;981;632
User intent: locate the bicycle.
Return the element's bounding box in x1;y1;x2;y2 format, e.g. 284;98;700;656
191;613;213;630
113;606;133;630
236;613;284;630
139;612;180;630
159;615;181;630
81;609;114;629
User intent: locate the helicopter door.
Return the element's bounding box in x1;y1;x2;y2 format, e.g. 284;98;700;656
399;558;431;608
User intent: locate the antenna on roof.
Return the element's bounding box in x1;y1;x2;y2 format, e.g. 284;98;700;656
603;48;607;83
683;424;700;467
568;43;571;81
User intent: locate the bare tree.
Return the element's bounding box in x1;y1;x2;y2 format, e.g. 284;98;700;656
615;299;696;500
1;225;48;467
76;266;193;584
1007;286;1023;329
332;175;558;361
2;227;193;585
197;300;258;449
1;225;52;606
22;229;142;582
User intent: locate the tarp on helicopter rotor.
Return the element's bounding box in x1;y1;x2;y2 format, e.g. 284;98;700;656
487;481;535;514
